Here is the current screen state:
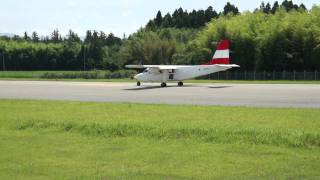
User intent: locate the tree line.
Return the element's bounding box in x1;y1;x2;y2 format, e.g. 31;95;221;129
0;0;318;72
146;0;306;29
0;30;122;70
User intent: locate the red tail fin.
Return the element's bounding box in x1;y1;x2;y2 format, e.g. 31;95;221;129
204;40;230;65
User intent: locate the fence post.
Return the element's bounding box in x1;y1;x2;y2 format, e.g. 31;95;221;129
218;72;220;80
316;70;317;81
293;70;296;81
226;71;228;80
235;71;238;80
253;71;256;80
273;70;275;80
264;71;266;80
244;71;247;80
304;70;306;81
2;52;5;71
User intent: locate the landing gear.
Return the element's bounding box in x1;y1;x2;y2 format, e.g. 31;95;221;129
137;82;141;86
161;83;167;87
178;82;184;87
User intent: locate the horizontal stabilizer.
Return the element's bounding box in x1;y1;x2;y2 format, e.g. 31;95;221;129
215;64;240;68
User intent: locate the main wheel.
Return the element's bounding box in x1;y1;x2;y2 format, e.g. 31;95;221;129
178;82;184;87
137;82;141;86
161;83;167;87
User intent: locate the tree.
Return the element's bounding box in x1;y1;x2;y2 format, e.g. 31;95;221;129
173;8;185;28
189;10;198;28
205;6;218;22
99;31;106;42
196;10;206;27
106;33;122;46
31;32;39;42
51;29;62;43
281;0;294;12
162;13;173;28
86;30;104;69
271;1;280;14
257;2;271;13
159;29;172;39
299;4;307;11
155;11;163;27
12;35;22;41
265;3;271;14
147;6;220;29
260;2;266;12
146;20;156;31
223;2;239;15
66;30;80;43
23;32;30;41
85;30;92;43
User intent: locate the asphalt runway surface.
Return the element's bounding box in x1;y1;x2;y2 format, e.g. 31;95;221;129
0;80;320;108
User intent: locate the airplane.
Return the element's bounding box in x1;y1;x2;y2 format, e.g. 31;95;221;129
126;40;239;87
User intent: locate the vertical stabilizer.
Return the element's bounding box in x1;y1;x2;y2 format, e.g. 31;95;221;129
204;40;230;65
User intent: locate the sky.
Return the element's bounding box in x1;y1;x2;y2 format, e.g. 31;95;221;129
0;0;318;37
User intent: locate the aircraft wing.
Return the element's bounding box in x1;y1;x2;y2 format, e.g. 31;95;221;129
125;65;178;70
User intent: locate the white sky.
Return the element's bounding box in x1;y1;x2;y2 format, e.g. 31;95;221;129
0;0;318;37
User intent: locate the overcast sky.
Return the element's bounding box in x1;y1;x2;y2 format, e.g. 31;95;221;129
0;0;318;37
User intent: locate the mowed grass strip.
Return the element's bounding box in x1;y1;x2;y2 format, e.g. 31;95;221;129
0;99;320;179
15;118;319;148
1;99;320;147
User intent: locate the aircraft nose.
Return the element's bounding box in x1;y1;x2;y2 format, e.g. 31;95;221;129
134;74;142;81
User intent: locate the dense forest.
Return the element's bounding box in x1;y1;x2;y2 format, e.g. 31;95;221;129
0;0;319;71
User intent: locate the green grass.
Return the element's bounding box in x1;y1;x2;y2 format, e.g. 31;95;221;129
0;70;136;80
0;77;135;82
0;99;320;179
0;71;70;78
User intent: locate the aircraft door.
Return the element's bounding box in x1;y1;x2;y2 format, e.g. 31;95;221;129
169;69;175;80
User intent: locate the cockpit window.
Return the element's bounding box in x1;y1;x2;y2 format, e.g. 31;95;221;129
143;69;148;73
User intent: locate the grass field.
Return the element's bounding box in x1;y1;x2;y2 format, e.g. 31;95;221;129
0;100;319;179
0;71;78;78
0;70;134;79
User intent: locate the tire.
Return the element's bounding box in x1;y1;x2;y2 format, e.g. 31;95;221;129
161;83;167;87
178;82;184;86
137;82;141;86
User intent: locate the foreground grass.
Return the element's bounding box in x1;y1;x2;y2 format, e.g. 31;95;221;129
0;100;319;179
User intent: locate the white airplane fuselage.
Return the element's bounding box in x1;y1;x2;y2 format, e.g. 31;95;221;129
134;65;232;83
127;40;239;86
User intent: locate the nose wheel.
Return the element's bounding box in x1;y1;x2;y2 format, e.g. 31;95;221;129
161;83;167;87
178;82;184;86
137;82;141;86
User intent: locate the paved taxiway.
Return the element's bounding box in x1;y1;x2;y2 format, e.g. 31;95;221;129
0;80;319;108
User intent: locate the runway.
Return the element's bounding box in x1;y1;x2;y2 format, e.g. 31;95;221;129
0;80;320;108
